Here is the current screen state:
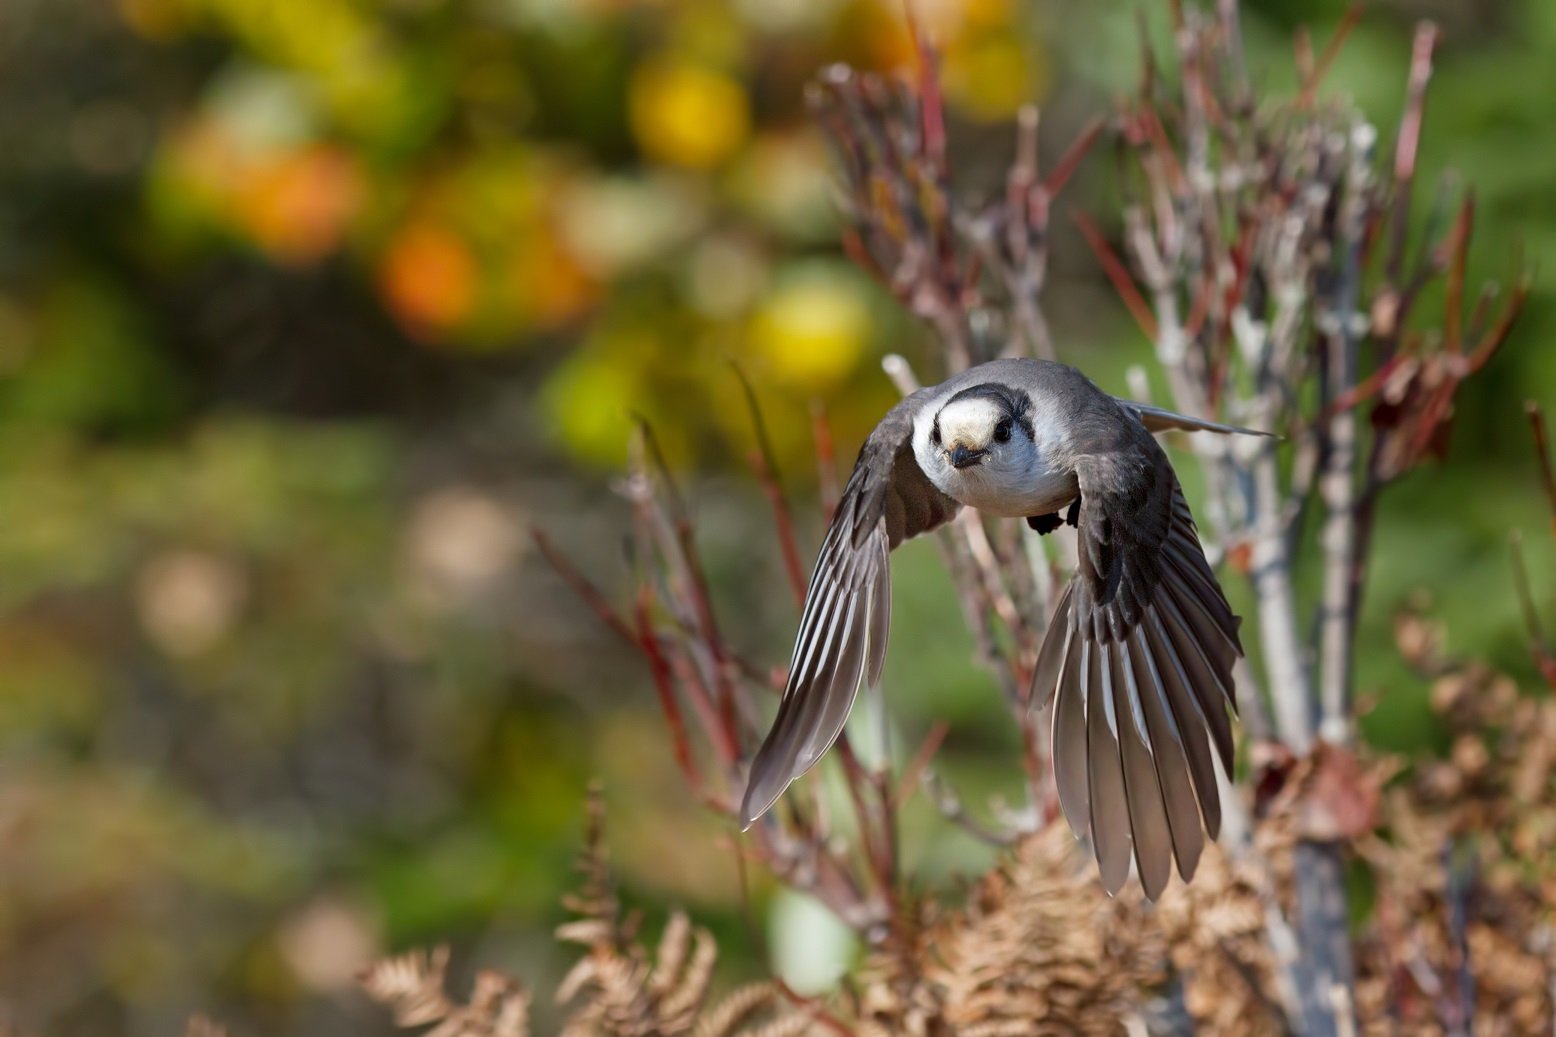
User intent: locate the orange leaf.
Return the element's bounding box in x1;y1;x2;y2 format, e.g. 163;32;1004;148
379;223;478;338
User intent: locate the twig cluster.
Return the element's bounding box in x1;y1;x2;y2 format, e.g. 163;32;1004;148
535;407;908;935
808;12;1100;370
1080;8;1526;1032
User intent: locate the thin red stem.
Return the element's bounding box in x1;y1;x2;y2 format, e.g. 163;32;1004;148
892;721;950;805
1043;117;1104;198
1529;403;1556;537
1073;211;1161;342
635;590;703;796
1299;5;1364;107
530;528;639;650
734;364;807;605
1443;193;1473;355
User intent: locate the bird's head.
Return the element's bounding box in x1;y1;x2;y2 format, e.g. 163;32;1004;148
927;383;1034;472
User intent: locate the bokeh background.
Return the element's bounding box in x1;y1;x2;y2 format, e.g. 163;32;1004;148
0;0;1552;1033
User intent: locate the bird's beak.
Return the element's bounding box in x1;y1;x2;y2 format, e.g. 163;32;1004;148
947;443;987;469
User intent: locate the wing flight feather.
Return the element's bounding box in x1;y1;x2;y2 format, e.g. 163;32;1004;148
741;392;959;828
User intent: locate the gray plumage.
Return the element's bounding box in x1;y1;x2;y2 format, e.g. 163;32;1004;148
740;358;1260;900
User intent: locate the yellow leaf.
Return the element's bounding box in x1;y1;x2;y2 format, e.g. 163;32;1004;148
629;58;750;170
541;344;648;467
945;35;1044;122
749;268;871;391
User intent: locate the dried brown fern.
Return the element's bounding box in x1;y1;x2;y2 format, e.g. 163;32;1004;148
363;788;816;1037
360;945;532;1037
552;788;815;1037
854;827;1166;1037
1139;629;1556;1036
361;946;457;1027
1347;636;1556;1035
844;635;1556;1037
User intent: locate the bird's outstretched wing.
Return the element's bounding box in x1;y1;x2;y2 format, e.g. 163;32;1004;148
740;391;960;829
1033;426;1240;900
1122;399;1275;439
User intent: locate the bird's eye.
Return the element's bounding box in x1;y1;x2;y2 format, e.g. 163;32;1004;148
930;424;942;446
993;419;1013;444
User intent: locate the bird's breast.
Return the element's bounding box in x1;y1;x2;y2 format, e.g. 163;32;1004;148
937;463;1079;518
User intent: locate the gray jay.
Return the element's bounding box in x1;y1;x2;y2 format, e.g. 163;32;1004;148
741;357;1264;900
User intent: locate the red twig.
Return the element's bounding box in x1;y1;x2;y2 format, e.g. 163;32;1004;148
1386;23;1440;286
1509;532;1556;689
635;590;704;798
530;527;639;650
1043;117;1105;198
1402;374;1457;465
1323;350;1413;418
1137;108;1187;195
1530;402;1556;538
733;365;807;605
1073;211;1161;342
841;227;888;285
633;414;688;521
678;537;741;750
751;451;807;607
1466;274;1530;370
835;738;896;905
892;720;950;805
1294;28;1314;105
1019;710;1051;823
667;648;740;766
1298;4;1364;108
772;979;859;1037
904;0;946;183
1442;193;1473;355
635;421;744;752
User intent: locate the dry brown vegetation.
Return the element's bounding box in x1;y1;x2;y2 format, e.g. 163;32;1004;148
349;643;1556;1036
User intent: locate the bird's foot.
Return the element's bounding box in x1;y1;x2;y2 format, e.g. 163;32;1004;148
1027;499;1081;536
1027;512;1063;535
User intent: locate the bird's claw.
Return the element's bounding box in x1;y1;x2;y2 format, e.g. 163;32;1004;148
1027;498;1081;535
1027;512;1063;535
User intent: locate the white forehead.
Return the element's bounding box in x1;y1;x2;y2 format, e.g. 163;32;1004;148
936;397;1004;439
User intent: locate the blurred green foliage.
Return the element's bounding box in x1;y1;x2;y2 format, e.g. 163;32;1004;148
0;0;1551;1033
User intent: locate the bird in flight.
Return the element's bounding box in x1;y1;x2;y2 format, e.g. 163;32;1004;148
740;357;1264;900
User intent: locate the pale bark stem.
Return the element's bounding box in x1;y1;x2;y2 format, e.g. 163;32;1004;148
1317;127;1374;746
